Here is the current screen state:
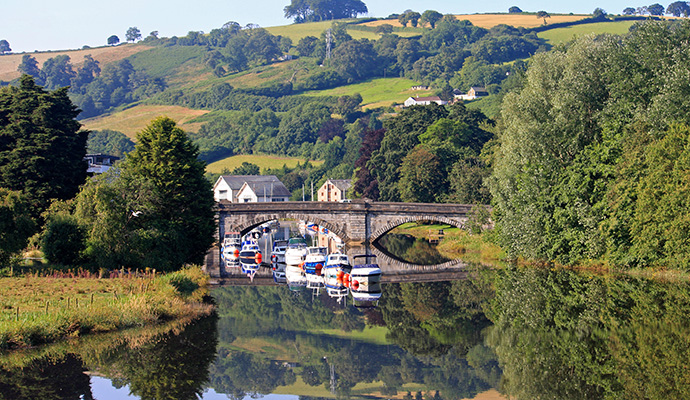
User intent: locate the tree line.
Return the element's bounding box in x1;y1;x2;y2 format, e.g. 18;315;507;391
0;76;214;271
488;20;690;268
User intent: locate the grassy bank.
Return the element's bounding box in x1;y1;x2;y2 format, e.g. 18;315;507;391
391;223;505;266
0;266;214;350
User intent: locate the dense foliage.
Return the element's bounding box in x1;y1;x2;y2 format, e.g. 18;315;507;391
86;129;135;157
489;20;690;268
284;0;368;23
65;117;215;271
0;76;88;221
362;103;493;203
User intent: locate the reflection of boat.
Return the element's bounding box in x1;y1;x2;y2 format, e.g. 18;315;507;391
221;232;242;267
285;264;306;291
272;263;286;284
350;255;382;306
284;237;307;265
271;240;288;264
239;240;262;266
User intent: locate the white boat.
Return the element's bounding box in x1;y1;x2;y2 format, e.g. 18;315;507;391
323;253;352;302
284;237;308;266
304;247;328;275
349;254;382;306
270;239;288;264
325;253;351;269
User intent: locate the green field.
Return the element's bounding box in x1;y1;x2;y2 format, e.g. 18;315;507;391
206;154;323;173
307;325;390;344
300;77;433;109
538;20;637;45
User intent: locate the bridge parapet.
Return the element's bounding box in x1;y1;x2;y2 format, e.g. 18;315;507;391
216;199;481;247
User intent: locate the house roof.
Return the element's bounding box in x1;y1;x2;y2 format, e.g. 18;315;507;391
216;175;277;191
325;179;352;192
239;176;291;198
408;96;443;102
469;86;488;94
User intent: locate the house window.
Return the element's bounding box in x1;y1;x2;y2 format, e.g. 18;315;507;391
218;190;228;199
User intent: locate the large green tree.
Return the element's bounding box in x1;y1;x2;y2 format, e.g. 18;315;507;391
75;117;215;271
117;117;215;270
0;75;88;220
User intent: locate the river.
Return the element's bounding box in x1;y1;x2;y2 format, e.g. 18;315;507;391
1;228;689;399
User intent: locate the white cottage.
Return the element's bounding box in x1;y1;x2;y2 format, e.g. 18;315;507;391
213;175;290;203
234;176;291;203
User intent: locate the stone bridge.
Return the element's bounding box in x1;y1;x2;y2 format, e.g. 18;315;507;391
216;200;476;247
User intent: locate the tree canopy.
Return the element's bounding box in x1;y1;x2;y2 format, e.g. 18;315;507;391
489;20;690;268
72;117;215;271
0;75;88;220
284;0;368;23
0;40;10;54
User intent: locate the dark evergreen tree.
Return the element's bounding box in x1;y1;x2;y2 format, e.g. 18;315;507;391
0;75;88;220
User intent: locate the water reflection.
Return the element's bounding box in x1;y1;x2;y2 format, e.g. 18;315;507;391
6;267;690;399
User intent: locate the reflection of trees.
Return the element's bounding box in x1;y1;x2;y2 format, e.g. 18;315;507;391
0;353;93;400
487;268;609;399
376;233;450;265
210;278;501;400
483;267;690;399
96;313;219;400
209;350;296;398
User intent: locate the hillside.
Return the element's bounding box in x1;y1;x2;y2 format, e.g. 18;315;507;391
361;13;590;29
2;12;647;169
82;105;209;139
0;44;150;82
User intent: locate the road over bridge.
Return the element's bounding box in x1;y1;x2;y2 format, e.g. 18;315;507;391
216;199;477;247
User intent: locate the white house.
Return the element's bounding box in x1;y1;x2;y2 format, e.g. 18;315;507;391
234;176;291;203
84;154;120;174
404;96;447;107
213;175;290;202
455;87;489;101
317;179;352;202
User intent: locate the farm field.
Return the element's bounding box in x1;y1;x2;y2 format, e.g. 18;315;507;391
361;13;589;29
0;44;150;82
538;20;638;45
81;105;209;139
300;77;432;109
206;154;323;173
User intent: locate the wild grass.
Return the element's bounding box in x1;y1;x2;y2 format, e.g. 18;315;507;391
300;77;432;109
81;105;210;138
391;222;505;267
538;20;637;45
0;266;213;350
205;154;323;173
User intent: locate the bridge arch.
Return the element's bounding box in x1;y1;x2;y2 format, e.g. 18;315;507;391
225;212;352;244
370;215;467;243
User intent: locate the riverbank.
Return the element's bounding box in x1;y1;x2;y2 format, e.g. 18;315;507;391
392;223;505;266
0;266;214;350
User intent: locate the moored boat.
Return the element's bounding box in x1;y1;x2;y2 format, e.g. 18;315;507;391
303;246;328;275
270;239;288;264
349;254;382;306
284;237;308;266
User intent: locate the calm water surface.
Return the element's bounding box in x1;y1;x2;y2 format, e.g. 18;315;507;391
2;245;690;399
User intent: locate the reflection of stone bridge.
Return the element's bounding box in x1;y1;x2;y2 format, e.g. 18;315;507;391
205;200;480;276
217;200;475;246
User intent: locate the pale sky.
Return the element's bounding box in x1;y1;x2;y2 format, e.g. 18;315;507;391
3;0;639;53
